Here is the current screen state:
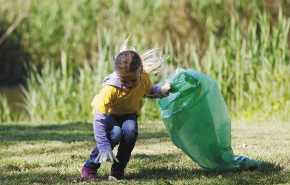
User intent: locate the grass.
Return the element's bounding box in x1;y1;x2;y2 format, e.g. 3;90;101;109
0;120;289;184
1;2;290;182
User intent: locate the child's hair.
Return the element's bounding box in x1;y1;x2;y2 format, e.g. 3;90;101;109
111;36;168;75
114;51;142;73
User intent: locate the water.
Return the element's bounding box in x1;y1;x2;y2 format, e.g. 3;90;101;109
0;84;27;119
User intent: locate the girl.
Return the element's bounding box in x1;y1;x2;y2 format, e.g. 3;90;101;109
81;37;171;180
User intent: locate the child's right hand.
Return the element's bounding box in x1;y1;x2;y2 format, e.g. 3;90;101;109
95;149;119;163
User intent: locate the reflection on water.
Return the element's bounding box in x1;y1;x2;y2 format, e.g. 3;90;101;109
0;84;26;115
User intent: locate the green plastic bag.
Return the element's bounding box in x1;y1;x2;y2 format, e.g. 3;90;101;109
157;68;262;172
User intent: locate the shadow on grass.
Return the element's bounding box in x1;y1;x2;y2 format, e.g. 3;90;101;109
0;121;170;142
0;122;93;142
0;141;286;184
138;126;169;140
257;161;284;173
1;163;286;185
127;154;286;184
0;172;79;184
1;156;285;185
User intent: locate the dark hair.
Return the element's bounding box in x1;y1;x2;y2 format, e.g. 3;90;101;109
114;51;142;73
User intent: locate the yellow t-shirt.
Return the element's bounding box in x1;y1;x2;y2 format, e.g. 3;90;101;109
91;74;152;116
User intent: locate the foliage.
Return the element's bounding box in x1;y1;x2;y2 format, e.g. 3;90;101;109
0;0;290;122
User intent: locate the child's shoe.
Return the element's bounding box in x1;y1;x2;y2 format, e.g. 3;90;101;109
110;170;125;180
81;166;98;180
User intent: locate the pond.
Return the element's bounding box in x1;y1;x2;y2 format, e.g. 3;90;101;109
0;84;27;120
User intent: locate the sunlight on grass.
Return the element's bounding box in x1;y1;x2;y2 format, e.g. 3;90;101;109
1;1;289;183
1;121;289;184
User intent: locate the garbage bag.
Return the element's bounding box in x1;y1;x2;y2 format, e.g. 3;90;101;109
157;68;262;172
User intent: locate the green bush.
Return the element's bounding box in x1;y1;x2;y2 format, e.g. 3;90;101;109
0;0;289;122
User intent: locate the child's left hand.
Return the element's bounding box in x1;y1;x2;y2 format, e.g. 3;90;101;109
161;79;171;96
95;149;119;163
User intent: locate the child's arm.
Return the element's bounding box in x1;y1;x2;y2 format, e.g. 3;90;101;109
93;109;111;151
147;80;171;99
93;109;119;163
147;85;164;99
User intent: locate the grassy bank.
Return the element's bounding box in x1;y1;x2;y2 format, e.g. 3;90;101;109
0;0;290;123
0;120;289;184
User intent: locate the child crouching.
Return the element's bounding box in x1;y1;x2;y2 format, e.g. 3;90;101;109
81;37;170;180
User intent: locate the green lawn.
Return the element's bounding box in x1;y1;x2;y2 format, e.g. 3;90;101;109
0;121;289;184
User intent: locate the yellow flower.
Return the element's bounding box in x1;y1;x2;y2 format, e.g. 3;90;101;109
244;111;251;121
273;103;280;110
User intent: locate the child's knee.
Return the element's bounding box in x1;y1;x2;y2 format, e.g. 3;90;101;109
110;126;122;144
123;120;138;139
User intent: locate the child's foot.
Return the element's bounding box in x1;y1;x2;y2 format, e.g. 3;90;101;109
110;170;125;180
81;166;98;181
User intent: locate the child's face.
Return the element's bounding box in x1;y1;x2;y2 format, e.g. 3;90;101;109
117;69;142;89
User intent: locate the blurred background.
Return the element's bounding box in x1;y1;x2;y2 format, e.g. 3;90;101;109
0;0;289;123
